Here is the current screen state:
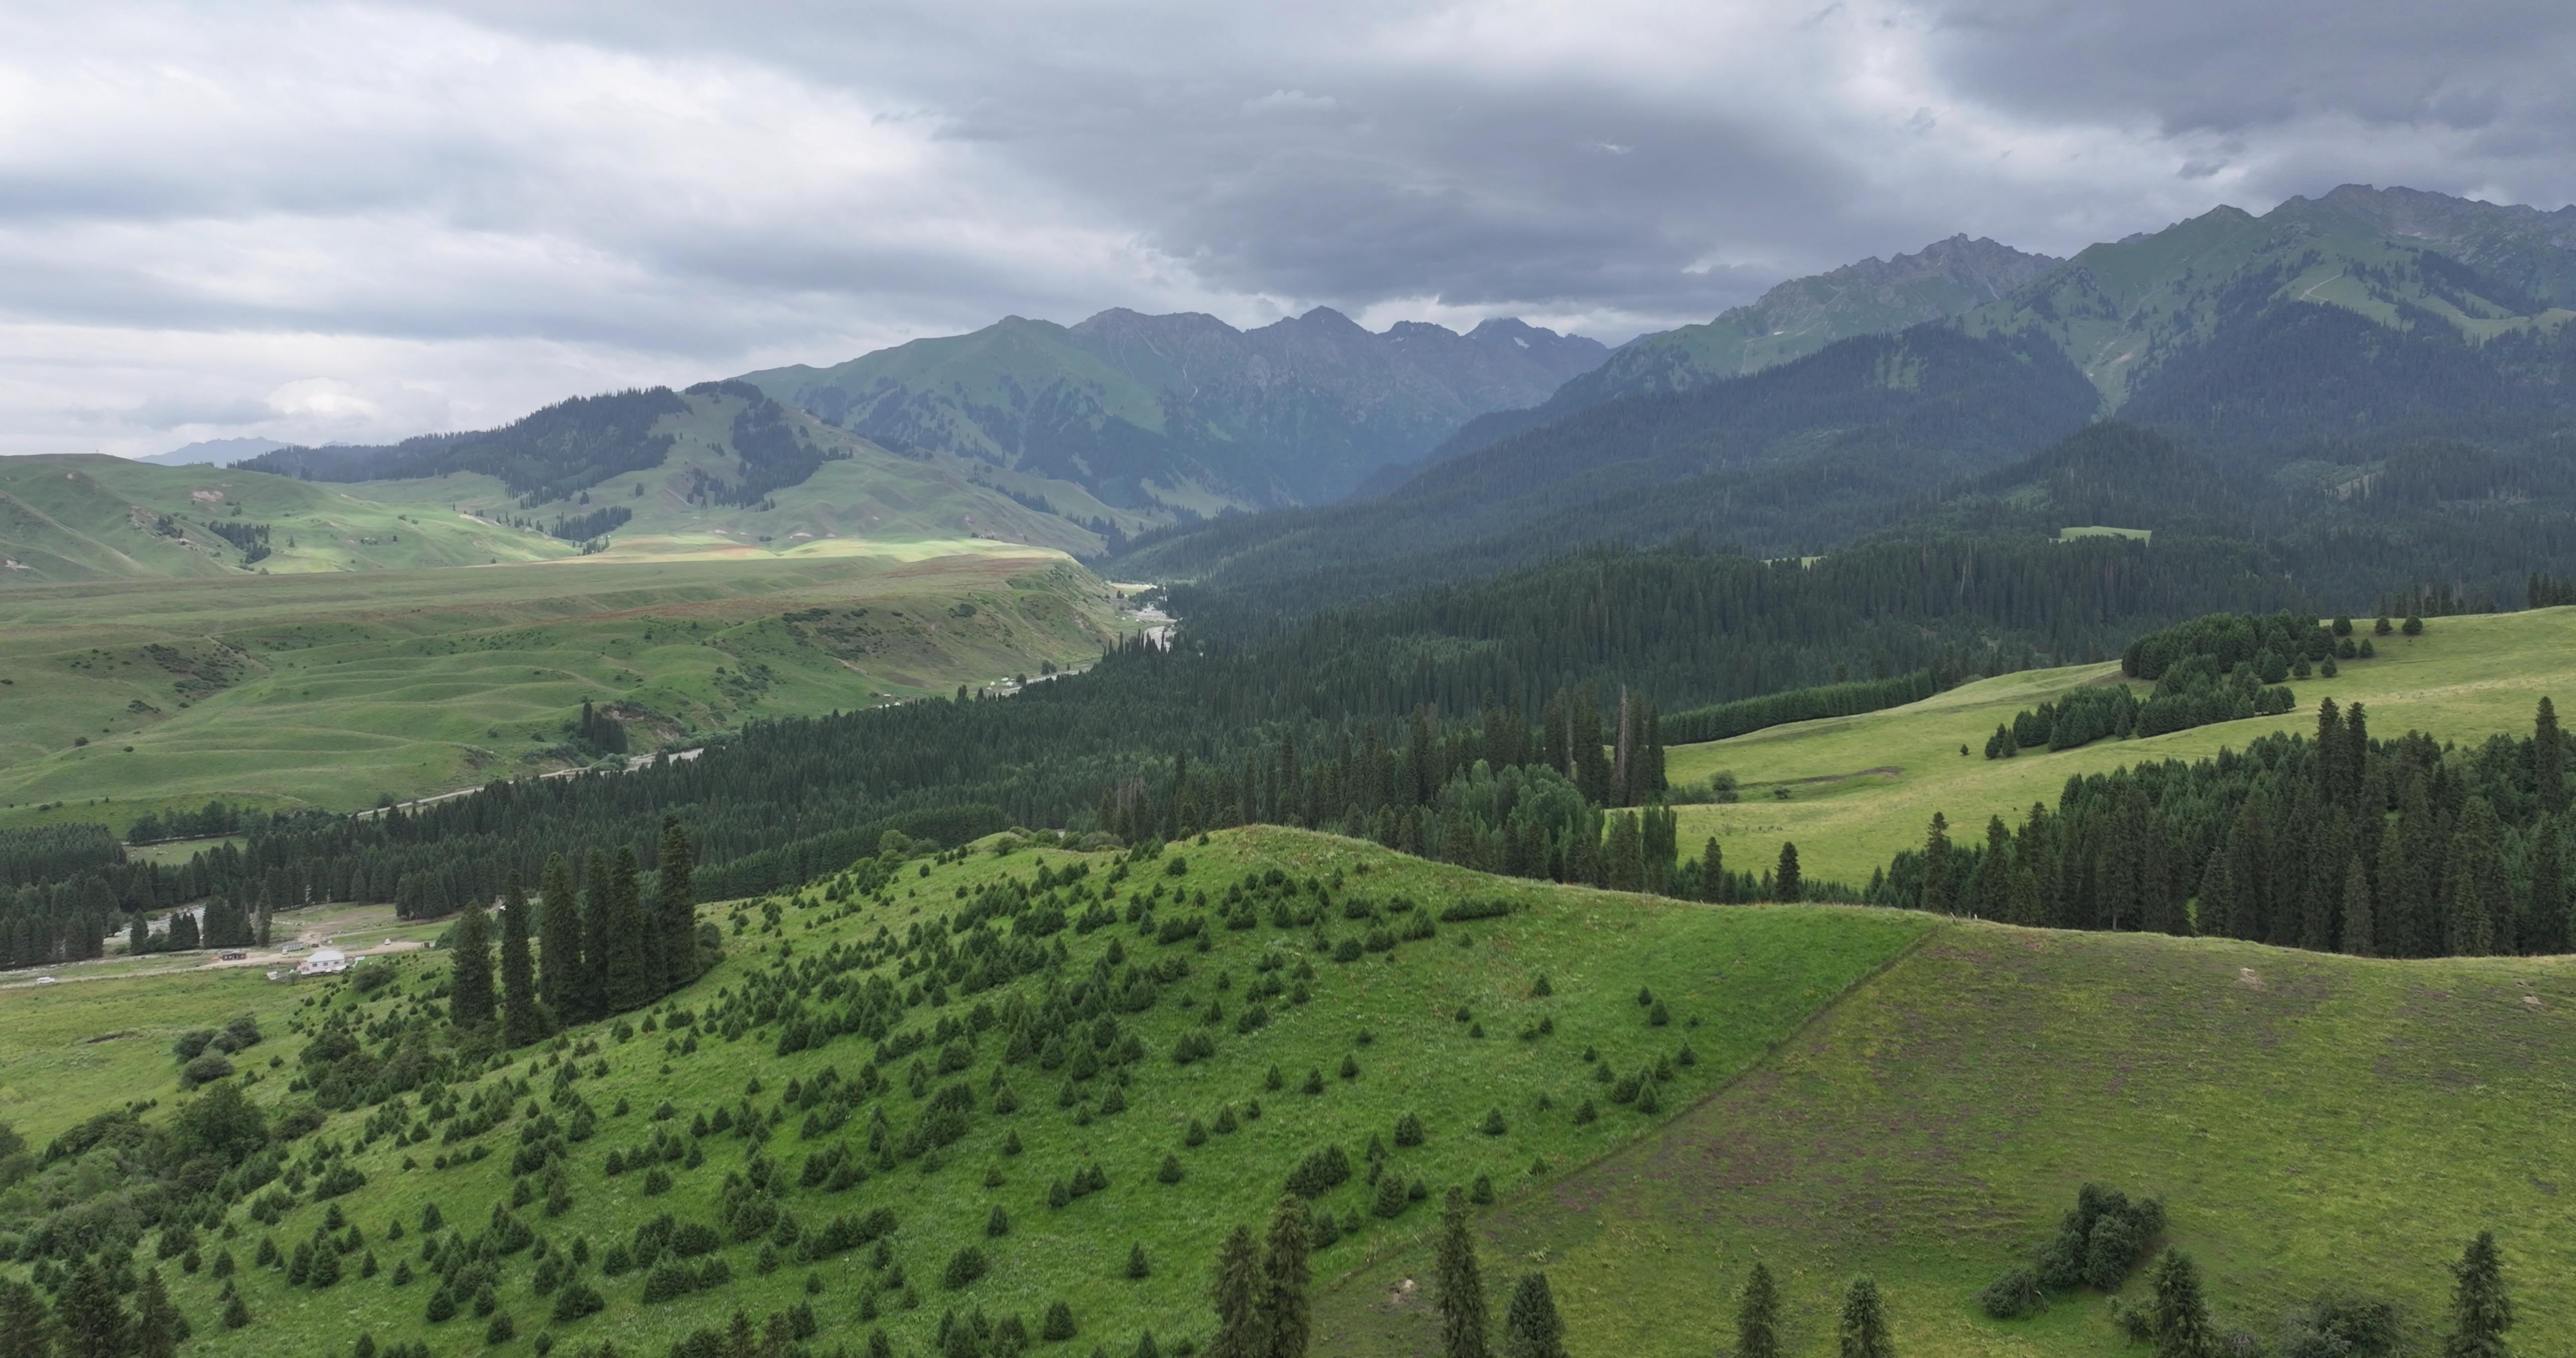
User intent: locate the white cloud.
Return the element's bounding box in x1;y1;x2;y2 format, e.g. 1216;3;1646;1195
1244;90;1339;114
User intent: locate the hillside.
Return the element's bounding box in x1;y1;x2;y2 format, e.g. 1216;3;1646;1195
1426;235;2062;468
0;828;1932;1357
0;549;1129;825
1662;605;2576;885
738;309;1606;511
7;828;2564;1358
0;455;577;584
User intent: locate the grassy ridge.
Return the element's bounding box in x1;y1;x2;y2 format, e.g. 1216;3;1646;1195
1665;607;2576;885
0;827;1929;1357
0;550;1125;826
1319;923;2576;1355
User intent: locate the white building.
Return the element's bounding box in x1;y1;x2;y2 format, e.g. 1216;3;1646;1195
295;947;349;977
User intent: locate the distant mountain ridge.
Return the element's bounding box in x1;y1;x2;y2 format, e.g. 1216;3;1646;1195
135;437;288;468
736;307;1607;511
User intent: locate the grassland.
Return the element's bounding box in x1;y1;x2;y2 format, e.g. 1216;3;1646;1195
0;827;1929;1357
1665;606;2576;885
0;548;1130;828
1320;924;2576;1355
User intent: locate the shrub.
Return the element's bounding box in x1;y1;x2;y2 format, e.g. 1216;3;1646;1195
943;1246;987;1290
1156;1155;1183;1184
1041;1301;1077;1341
1469;1174;1494;1205
182;1055;236;1087
1370;1173;1407;1219
1337;1054;1359;1080
485;1314;515;1345
1977;1267;2044;1319
1124;1244;1149;1279
1392;1113;1424;1147
1480;1109;1506;1136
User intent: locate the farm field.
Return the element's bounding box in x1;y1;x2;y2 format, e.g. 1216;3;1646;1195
0;548;1130;828
1664;606;2576;887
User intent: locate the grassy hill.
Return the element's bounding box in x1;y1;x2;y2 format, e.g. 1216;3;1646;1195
5;827;2564;1358
0;549;1129;827
0;828;1930;1357
1665;606;2576;887
0;455;577;584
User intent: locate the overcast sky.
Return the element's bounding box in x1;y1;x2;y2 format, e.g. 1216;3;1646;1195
6;0;2572;457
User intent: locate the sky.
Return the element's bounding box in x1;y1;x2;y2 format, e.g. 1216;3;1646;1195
5;0;2572;457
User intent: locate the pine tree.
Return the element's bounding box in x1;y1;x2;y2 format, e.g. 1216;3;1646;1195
1501;1274;1565;1358
2341;857;2376;959
1919;813;1952;914
536;853;578;1017
133;1268;178;1358
1435;1190;1489;1358
2446;798;2505;957
1257;1197;1312;1358
1776;842;1802;903
1209;1225;1263;1358
579;849;614;1021
605;846;652;1013
2145;1250;2218;1358
499;871;543;1046
657;817;697;994
1;1278;53;1358
1736;1262;1782;1358
52;1257;126;1358
1604;813;1644;892
448;897;495;1029
2537;697;2566;816
2443;1231;2513;1358
2530;815;2569;958
1837;1276;1892;1358
1700;838;1725;904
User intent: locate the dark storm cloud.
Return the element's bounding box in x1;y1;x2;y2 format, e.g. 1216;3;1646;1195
6;0;2573;456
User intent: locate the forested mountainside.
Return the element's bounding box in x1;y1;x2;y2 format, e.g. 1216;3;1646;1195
736;308;1606;512
1423;234;2061;469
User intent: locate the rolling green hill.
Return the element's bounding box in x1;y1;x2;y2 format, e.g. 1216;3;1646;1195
0;549;1129;826
6;828;2564;1358
1662;606;2576;886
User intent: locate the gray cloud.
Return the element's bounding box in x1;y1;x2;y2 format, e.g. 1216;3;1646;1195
2;0;2572;456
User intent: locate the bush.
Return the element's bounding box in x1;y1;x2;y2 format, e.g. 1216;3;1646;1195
1041;1300;1077;1341
1479;1109;1506;1136
2281;1295;2402;1358
1977;1266;2044;1319
550;1283;605;1323
484;1314;515;1345
1370;1173;1408;1219
182;1055;236;1087
943;1246;987;1290
1392;1113;1424;1147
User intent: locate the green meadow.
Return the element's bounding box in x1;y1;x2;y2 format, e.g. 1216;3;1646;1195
1664;606;2576;886
0;548;1128;828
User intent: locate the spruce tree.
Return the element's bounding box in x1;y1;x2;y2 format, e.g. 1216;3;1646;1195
0;1279;50;1358
133;1268;178;1358
1700;838;1726;904
605;846;652;1013
1209;1225;1262;1358
2537;697;2565;816
52;1256;126;1358
499;871;543;1046
2530;815;2569;958
2443;1231;2513;1358
1257;1196;1311;1358
1434;1190;1489;1358
2341;857;2376;959
1837;1276;1892;1358
1604;812;1644;892
2145;1249;2218;1358
1736;1261;1782;1358
2446;798;2505;957
1776;842;1801;903
657;817;697;994
448;898;495;1029
1501;1274;1565;1358
1919;813;1951;914
536;853;578;1016
579;849;614;1021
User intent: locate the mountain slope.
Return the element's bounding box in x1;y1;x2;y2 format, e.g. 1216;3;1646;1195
1420;236;2062;471
738;308;1607;511
137;437;289;468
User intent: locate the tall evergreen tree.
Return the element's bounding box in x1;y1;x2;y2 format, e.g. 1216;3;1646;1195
1257;1197;1311;1358
499;871;543;1046
2145;1250;2219;1358
1776;842;1802;903
1209;1226;1263;1358
537;853;578;1016
1434;1190;1490;1358
2341;857;2376;959
1501;1274;1566;1358
448;897;495;1029
1735;1262;1782;1358
579;849;614;1022
2537;697;2566;817
2529;815;2569;957
51;1257;125;1358
132;1268;178;1358
1919;814;1951;914
1699;838;1725;904
605;845;652;1012
0;1278;53;1358
657;817;697;993
1837;1277;1892;1358
2446;798;2506;957
2443;1231;2513;1358
1604;813;1644;892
